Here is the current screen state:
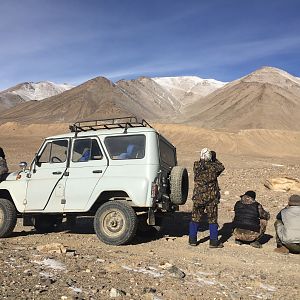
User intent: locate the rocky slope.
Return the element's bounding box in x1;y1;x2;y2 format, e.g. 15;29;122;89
183;67;300;130
0;77;181;123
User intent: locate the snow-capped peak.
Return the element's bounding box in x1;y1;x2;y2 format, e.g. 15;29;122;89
9;81;74;101
152;76;227;103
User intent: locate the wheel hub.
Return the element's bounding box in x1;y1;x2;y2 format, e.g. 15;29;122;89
102;211;125;236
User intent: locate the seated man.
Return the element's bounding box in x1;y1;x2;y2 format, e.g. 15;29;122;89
233;191;270;248
0;147;9;181
274;194;300;254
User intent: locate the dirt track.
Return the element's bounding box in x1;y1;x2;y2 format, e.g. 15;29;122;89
0;123;299;299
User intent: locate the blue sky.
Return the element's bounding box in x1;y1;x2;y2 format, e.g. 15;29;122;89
0;0;300;90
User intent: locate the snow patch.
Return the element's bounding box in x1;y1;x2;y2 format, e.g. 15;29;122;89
122;265;163;278
33;258;66;271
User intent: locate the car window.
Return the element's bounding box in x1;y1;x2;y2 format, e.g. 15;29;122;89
105;135;145;160
159;137;176;167
72;138;103;162
39;140;68;164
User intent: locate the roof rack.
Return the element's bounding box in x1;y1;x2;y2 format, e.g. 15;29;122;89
69;116;153;134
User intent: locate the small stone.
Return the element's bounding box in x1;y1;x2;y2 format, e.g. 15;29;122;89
66;279;77;286
143;287;157;294
24;269;32;276
110;288;126;298
36;243;67;254
66;250;76;257
142;293;155;300
167;265;186;279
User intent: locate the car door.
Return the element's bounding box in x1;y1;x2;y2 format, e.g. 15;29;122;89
24;139;69;212
63;137;108;211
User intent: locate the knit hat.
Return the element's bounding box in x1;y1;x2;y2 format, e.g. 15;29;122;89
241;190;256;200
288;194;300;206
200;148;212;161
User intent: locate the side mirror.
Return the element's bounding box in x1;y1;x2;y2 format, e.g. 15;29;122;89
34;154;41;167
19;161;28;171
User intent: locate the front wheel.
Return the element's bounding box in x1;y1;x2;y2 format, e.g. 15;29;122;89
94;201;138;245
0;198;17;237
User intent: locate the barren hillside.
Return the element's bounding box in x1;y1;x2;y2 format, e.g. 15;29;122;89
183;67;300;131
0;77;182;124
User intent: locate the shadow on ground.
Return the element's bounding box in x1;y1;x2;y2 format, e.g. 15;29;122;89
9;213;253;246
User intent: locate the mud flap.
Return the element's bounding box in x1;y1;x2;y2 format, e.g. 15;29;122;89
147;208;155;225
23;215;34;226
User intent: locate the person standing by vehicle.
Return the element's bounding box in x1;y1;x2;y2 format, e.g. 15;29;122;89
189;148;225;248
0;147;9;181
274;194;300;254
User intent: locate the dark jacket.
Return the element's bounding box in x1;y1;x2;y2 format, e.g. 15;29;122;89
233;195;270;232
0;157;8;176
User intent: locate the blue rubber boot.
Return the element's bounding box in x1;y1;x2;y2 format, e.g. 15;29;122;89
189;221;199;246
209;223;223;248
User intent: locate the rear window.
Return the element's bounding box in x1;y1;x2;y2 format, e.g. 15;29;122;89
159;137;176;167
105;135;145;160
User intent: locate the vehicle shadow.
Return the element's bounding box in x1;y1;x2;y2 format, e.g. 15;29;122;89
9;230;41;238
9;213;240;246
64;216;95;234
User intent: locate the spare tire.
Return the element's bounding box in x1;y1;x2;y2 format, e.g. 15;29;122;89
169;166;189;205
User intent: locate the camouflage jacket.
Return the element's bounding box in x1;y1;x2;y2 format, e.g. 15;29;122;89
0;157;8;176
192;159;225;204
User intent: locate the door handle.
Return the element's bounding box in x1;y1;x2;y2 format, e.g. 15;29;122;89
52;171;62;175
92;170;102;174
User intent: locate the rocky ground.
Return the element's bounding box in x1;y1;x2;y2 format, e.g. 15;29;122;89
0;126;300;299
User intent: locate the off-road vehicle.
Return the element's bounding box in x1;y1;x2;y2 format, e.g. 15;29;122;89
0;117;188;245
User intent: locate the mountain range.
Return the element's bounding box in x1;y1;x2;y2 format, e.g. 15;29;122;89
0;81;74;111
1;67;300;131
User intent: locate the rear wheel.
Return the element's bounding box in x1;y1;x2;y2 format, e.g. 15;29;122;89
34;215;63;233
169;166;189;205
94;201;137;245
0;198;17;237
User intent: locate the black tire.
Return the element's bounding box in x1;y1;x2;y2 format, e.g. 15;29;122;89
0;198;17;237
34;215;63;233
169;166;189;205
94;201;137;245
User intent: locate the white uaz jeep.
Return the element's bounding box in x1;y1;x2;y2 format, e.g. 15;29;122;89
0;117;188;245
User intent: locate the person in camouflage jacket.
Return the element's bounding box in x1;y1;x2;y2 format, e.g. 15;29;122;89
189;148;225;248
0;147;9;181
